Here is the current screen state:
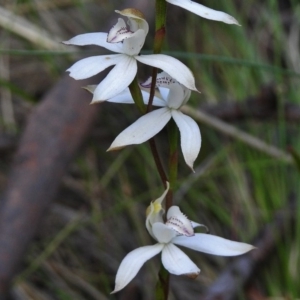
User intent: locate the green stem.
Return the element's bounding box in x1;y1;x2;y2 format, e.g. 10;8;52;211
153;2;171;298
129;76;146;114
155;263;169;300
147;0;167;112
146;67;158;113
154;0;167;53
149;138;168;187
166;119;179;212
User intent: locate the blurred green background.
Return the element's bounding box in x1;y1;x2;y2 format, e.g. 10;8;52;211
0;0;299;299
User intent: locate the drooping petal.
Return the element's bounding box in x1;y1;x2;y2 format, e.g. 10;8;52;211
108;107;171;151
92;55;137;102
107;18;134;43
112;244;164;293
63;32;124;53
166;0;239;25
66;54;122;80
123;29;147;56
166;206;194;237
152;223;177;244
136;54;198;92
173;233;255;256
162;243;200;277
171;110;201;170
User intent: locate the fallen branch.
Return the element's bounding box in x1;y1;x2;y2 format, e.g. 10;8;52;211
0;74;98;297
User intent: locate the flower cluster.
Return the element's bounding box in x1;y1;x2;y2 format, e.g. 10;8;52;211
64;1;254;296
64;9;197;103
112;183;254;293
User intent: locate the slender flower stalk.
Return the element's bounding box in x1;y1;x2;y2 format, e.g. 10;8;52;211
152;2;172;297
148;0;167;111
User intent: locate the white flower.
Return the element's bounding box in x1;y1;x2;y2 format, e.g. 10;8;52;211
107;72;201;170
63;8;197;102
166;0;239;25
112;183;255;293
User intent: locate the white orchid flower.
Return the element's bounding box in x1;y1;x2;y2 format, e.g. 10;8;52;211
166;0;239;25
112;183;255;293
107;72;201;170
63;8;197;102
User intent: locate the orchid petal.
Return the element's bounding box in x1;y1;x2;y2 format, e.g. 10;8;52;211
63;32;124;53
158;87;170;102
112;244;164;293
162;243;200;276
146;183;170;238
152;223;177;244
147;93;167;107
66;54;122;80
107;18;134;43
108;107;171;151
140;76;170;102
171;110;201;170
166;206;194;237
123;29;147;56
83;85;97;94
116;9;149;34
136;54;198;91
165;82;187;109
191;221;209;233
106;88;135;104
166;0;239;25
156;72;176;88
92;56;137;102
106;88;166;106
173;233;255;256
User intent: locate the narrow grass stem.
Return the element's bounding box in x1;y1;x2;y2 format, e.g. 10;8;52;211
181;105;293;163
